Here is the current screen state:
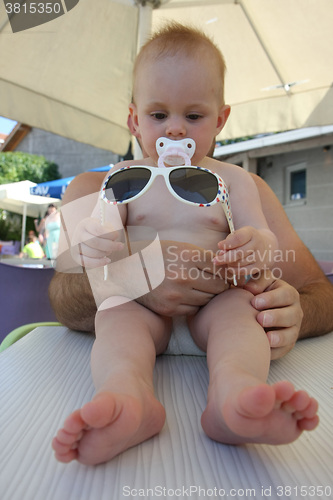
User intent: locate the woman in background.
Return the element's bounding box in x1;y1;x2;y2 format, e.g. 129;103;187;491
44;204;61;260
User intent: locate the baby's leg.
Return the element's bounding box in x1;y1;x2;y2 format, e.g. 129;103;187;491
189;288;319;445
52;299;172;465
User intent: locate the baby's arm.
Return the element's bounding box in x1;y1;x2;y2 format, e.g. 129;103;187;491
214;225;278;275
70;163;131;269
71;216;124;269
213;165;278;277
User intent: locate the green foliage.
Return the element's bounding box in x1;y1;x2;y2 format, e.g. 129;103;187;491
216;136;256;147
0;212;23;241
0;151;60;184
0;152;60;242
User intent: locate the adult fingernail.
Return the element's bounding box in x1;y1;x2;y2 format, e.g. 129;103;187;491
254;297;266;309
269;332;280;347
262;312;273;327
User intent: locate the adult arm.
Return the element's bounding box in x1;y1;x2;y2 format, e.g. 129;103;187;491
250;174;333;340
48;172;103;331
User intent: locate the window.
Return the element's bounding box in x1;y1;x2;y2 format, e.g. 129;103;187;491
290;169;306;200
285;163;307;204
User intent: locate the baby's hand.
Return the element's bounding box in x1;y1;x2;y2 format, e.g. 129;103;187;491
71;217;124;268
213;226;274;277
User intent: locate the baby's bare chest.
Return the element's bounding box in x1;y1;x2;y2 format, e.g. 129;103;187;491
126;181;229;250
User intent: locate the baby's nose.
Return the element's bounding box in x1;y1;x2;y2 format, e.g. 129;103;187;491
166;117;186;137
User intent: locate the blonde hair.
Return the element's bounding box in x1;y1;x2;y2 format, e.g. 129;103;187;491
133;22;226;105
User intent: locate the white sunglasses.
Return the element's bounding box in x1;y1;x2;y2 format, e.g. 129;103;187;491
100;165;234;233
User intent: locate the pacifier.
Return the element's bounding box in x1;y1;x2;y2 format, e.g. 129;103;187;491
156;137;196;168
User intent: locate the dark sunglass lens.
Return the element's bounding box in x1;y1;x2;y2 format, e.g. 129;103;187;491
169;168;218;204
104;168;151;202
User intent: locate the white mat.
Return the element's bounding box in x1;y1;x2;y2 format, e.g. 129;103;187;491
0;326;332;500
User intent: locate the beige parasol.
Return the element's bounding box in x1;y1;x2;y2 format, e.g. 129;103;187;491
0;0;332;155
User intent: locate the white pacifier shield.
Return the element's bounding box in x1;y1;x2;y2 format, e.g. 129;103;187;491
156;137;196;167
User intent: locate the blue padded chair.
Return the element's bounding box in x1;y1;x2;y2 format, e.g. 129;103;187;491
0;262;58;343
0;241;21;255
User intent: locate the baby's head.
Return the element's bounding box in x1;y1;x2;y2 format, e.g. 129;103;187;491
132;22;227;108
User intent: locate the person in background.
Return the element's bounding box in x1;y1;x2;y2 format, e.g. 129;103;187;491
44;204;61;260
19;230;45;259
34;209;48;247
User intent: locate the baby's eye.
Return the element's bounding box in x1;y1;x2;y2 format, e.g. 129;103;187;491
151;112;167;120
187;114;202;121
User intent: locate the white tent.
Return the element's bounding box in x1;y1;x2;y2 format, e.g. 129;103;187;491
0;181;61;250
0;0;332;155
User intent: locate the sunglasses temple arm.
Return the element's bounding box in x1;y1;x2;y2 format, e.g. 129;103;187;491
99;198;108;281
220;197;237;286
220;192;235;234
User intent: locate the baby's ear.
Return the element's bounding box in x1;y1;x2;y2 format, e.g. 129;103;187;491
128;103;140;136
217;105;231;133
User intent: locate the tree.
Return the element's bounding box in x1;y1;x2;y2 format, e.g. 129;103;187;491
0;151;60;184
0;152;60;241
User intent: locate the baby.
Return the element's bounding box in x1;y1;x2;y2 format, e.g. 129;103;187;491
52;23;318;465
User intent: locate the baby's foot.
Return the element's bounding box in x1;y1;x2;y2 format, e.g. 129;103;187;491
202;379;319;445
52;390;165;465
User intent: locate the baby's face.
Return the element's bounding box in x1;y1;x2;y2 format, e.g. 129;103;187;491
131;53;227;166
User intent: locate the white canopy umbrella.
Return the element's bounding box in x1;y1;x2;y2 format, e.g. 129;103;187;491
0;181;61;250
0;0;332;155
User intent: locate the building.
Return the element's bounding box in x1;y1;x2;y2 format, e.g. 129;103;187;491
214;126;333;261
1;124;122;178
0;132;7;146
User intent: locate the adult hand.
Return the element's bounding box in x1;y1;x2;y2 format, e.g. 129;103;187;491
245;274;303;360
137;240;229;316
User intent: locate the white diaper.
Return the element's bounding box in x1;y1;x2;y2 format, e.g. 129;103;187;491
164;316;206;356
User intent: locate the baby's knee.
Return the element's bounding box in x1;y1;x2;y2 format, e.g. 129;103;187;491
95;297;145;330
229;287;255;300
216;287;255;305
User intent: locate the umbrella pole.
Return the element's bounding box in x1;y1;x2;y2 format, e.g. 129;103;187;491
133;1;153;160
21;204;27;251
137;2;153;52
